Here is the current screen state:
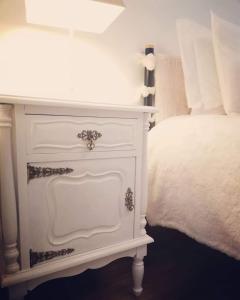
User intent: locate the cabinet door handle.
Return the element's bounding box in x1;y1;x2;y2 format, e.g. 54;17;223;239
125;188;134;211
27;164;74;182
77;130;102;151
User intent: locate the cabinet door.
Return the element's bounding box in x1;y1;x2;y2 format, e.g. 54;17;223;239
27;157;135;267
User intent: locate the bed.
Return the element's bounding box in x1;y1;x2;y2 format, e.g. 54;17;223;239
143;13;240;260
147;114;240;260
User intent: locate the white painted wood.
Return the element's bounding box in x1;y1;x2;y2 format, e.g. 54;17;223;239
7;246;146;300
12;105;31;269
0;94;157;113
0;105;20;274
132;246;147;296
3;236;153;287
0;97;154;299
133;117;144;238
26;248;137;291
26;150;137;164
26;115;137;154
132;257;144;296
25;105;144;119
140;113;150;236
28;158;135;253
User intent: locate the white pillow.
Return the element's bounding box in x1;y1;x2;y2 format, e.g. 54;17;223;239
211;13;240;114
177;19;224;114
191;105;225;115
194;37;223;110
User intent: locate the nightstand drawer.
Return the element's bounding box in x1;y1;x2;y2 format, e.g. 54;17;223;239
26;115;137;154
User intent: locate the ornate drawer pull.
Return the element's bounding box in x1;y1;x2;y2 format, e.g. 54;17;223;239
125;188;134;211
77;130;102;151
27;164;74;182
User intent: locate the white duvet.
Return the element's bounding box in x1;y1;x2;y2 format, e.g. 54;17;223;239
147;115;240;259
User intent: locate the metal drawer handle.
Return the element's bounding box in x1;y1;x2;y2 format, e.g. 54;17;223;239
77;130;102;151
125;188;134;211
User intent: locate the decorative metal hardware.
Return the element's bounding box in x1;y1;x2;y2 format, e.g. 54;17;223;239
125;188;134;211
77;130;102;151
30;248;74;267
27;164;74;182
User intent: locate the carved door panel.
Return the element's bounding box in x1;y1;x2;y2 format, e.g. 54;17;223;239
27;157;135;267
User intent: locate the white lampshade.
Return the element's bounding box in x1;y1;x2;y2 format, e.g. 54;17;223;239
25;0;125;33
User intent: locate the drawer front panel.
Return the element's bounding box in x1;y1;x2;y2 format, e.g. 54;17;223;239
26;115;137;154
27;157;135;266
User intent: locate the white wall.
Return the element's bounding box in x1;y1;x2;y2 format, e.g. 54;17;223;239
0;0;240;105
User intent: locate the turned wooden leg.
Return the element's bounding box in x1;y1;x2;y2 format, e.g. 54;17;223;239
0;105;19;274
132;254;144;296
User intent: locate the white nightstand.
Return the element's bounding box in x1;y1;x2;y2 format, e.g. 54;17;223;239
0;95;156;300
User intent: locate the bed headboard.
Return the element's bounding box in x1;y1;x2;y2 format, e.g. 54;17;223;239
143;45;155;129
142;46;189;127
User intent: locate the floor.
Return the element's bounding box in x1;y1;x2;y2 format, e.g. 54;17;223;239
2;226;240;300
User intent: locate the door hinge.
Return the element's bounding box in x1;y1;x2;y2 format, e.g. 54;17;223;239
27;164;74;182
30;248;75;267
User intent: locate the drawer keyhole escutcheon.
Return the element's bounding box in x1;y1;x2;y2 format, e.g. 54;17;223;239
125;188;134;211
77;130;102;151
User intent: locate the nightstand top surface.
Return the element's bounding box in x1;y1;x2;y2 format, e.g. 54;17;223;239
0;94;157;113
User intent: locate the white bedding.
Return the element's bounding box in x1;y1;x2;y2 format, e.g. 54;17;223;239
147;115;240;259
